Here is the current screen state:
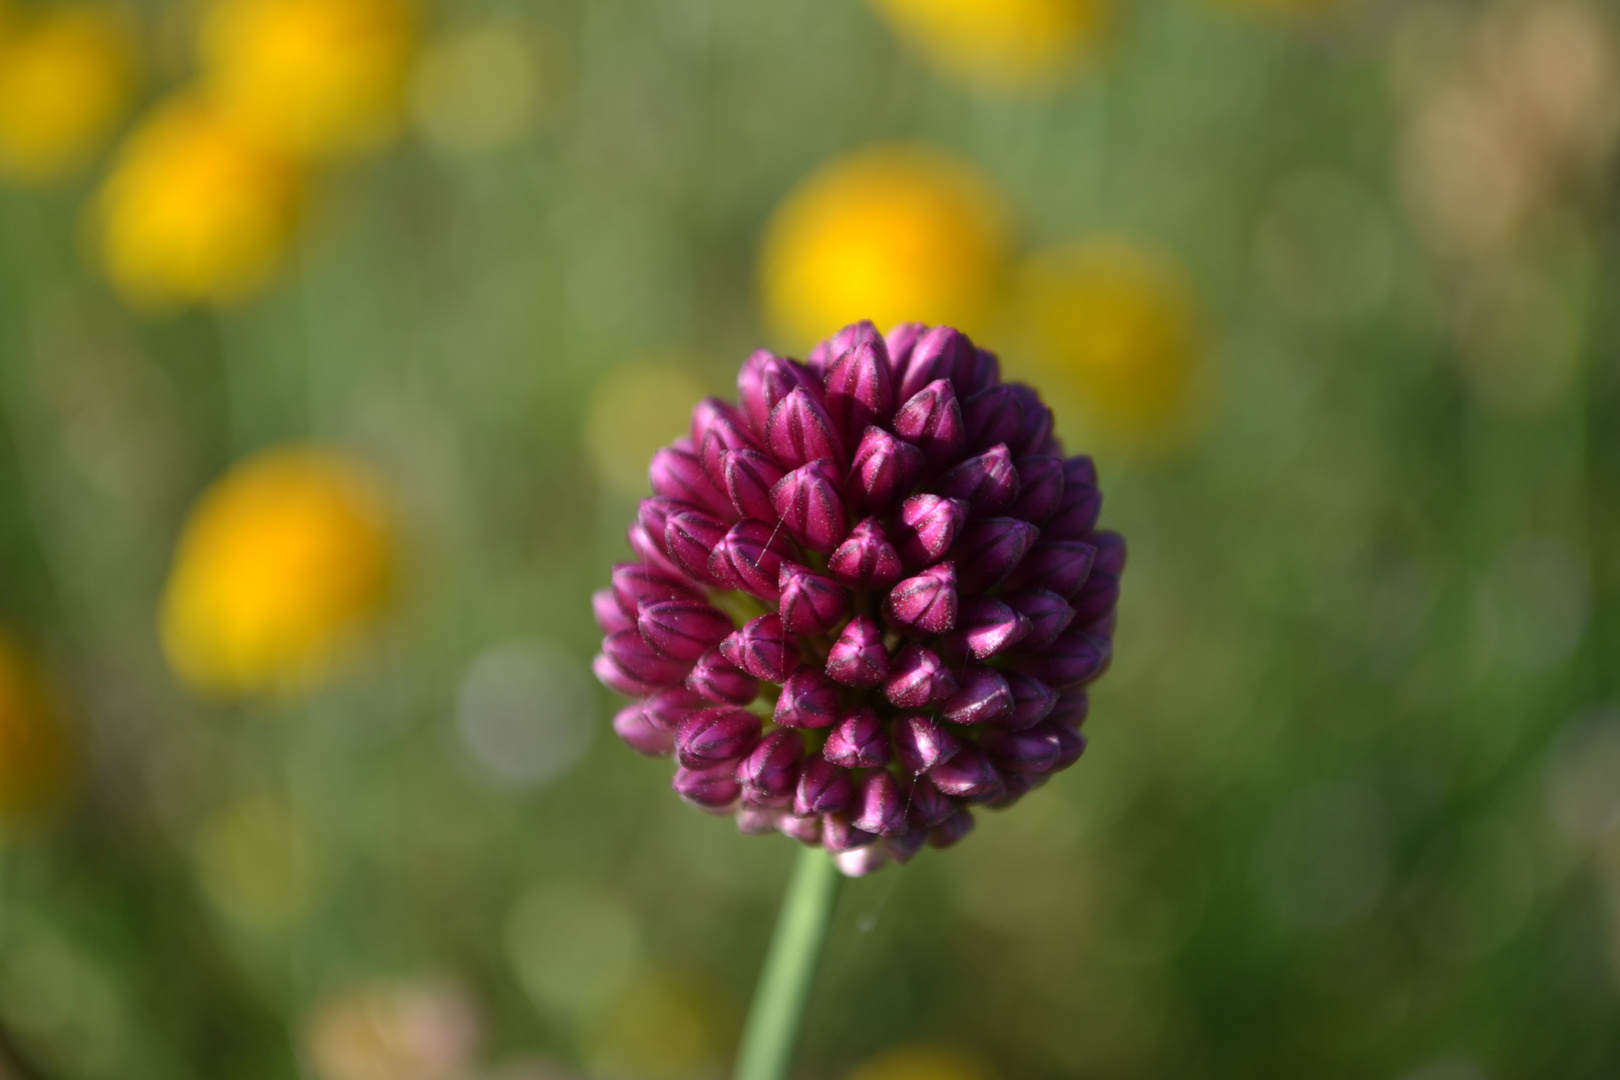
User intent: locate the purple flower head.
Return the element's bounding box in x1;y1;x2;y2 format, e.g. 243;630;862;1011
593;322;1124;873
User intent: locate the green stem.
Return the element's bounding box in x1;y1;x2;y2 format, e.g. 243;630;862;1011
734;845;843;1080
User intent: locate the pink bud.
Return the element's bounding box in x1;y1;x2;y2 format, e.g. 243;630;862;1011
885;562;959;636
719;614;799;682
1011;456;1065;524
896;326;970;402
627;523;699;586
892;713;961;775
822;707;891;768
884;322;926;377
823;340;895;445
737;805;778;834
690;396;748;450
593;588;634;634
896;494;968;567
663;510;731;585
613;705;675;756
927;743;1000;798
673;761;741;810
736;729;804;805
847;426;925;517
602;629;691;688
952;596;1031;659
933;444;1019;515
686;647;761;705
892;379;965;470
1000;673;1058;731
721;448;787;522
884;643;957;709
738;350;818;438
767;387;845;471
770;460;848;553
638;599;734;661
777;812;823;845
825;616;890;688
612;560;701;616
649;445;733;519
1002;540;1097;598
778;562;850;635
828;518;904;590
700;415;761;491
643;686;710;730
1002;589;1076;652
773;667;842;729
852;770;908;836
941;665;1013;726
954;518;1039;592
708;519;796;601
675;707;762;768
821;812;877;853
794;757;854;816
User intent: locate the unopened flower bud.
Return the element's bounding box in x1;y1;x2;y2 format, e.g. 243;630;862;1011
926;743;1000;798
673;761;741;810
821;812;877;853
768;387;845;471
1010;456;1065;524
770;461;848;553
892;379;966;470
882;829;929;865
847;426;924;516
794;757;854;816
638;599;734;661
778;562;850;635
709;519;796;601
613;704;676;756
700;414;762;491
1043;484;1102;543
773;667;842;729
823;340;895;444
928;808;976;848
737;729;804;805
884;562;959;636
1051;722;1086;769
893;712;961;775
1002;589;1075;652
904;775;956;828
593;588;635;634
675;708;762;769
852;770;908;836
828;518;904;590
825;616;890;688
963;384;1023;453
737;805;779;834
686;647;760;705
896;325;970;402
739;350;818;436
603;629;692;688
611;562;700;614
776;812;822;845
719;614;799;682
934;443;1019;515
979;725;1060;774
1071;573;1120;625
1000;672;1058;731
884;643;957;708
1049;689;1089;731
941;665;1012;726
1002;540;1097;597
954;517;1039;592
1014;630;1110;688
627;522;697;585
811;319;883;378
649;446;732;519
822;707;891;768
720;448;787;522
884;322;926;374
896;494;968;567
643;686;709;730
691;396;749;450
949;596;1030;660
1007;385;1055;456
664;510;731;585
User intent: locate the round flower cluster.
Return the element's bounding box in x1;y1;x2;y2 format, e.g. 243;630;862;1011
592;322;1123;875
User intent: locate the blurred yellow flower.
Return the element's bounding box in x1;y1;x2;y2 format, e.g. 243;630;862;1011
159;445;393;698
95;95;303;309
0;4;134;183
199;0;416;159
0;633;75;828
1016;238;1203;443
847;1044;999;1080
760;145;1011;349
869;0;1106;90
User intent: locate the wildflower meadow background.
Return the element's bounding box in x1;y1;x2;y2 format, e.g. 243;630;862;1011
1;0;1619;1078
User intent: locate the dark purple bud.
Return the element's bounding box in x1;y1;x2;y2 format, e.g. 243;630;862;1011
643;686;709;730
1064;454;1098;489
928;808;976;848
738;350;818;438
709;519;796;601
675;707;761;769
934;444;1019;515
773;667;842;729
663;510;730;585
828;518;904;590
1002;540;1097;598
718;614;799;682
847;426;925;517
963;385;1023;453
737;805;778;834
602;629;691;688
770;461;848;553
794;757;855;816
852;770;908;836
821;813;877;853
897;326;968;402
883;828;929;865
953;596;1031;659
1000;673;1058;731
649;446;732;519
904;775;955;828
720;448;786;522
884;562;959;636
593;588;634;634
1008;385;1054;457
823;341;894;445
896;494;968;567
673;761;741;810
825;616;890;688
612;704;675;756
1083;608;1118;639
963;348;1000;396
1049;690;1089;731
884;321;926;377
983;771;1039;809
941;665;1013;726
954;518;1039;593
885;643;958;709
1002;589;1075;652
686;647;760;704
1071;573;1120;625
767;388;845;471
778;562;850;635
822;707;891;768
627;523;698;586
927;743;1001;798
1091;530;1127;576
777;812;822;845
980;725;1060;774
1043;474;1102;541
1051;722;1087;769
1010;456;1065;524
638;600;734;661
1014;630;1111;688
892;379;965;470
700;416;761;491
892;713;961;775
736;729;803;804
690;396;748;450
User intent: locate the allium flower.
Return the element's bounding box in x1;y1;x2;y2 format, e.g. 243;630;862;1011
760;147;1009;349
869;0;1107;92
159;445;393;698
594;322;1122;876
0;3;134;184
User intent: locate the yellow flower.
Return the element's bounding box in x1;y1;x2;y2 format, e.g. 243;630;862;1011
0;4;134;183
199;0;416;159
869;0;1106;90
94;94;303;309
1015;238;1203;444
847;1045;999;1080
159;445;394;698
0;632;75;827
761;145;1011;350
